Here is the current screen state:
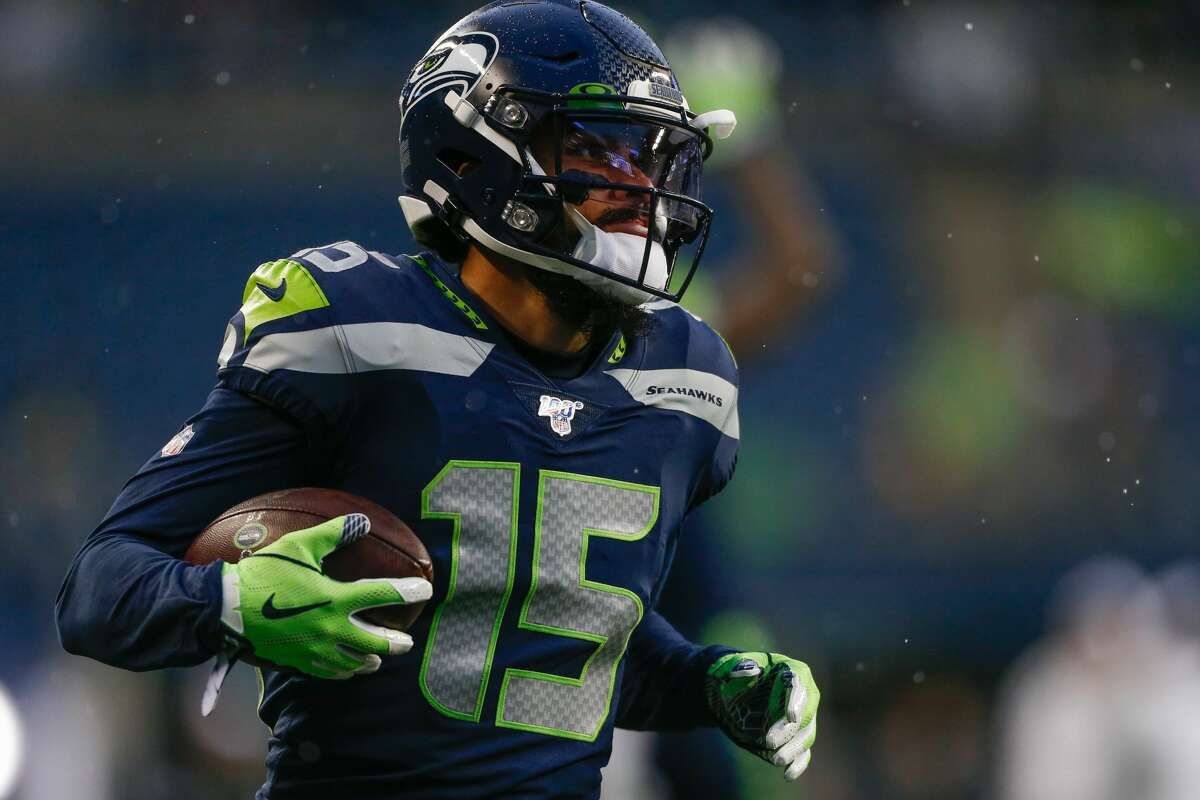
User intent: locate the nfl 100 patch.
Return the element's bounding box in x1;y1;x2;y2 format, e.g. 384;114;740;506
538;395;586;437
508;383;607;442
161;424;195;457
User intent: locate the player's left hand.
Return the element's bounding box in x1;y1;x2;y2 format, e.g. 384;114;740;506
705;651;820;781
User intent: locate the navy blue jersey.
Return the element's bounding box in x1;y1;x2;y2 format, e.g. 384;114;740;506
58;242;739;799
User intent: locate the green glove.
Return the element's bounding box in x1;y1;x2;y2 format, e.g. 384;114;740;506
706;651;820;781
220;513;433;679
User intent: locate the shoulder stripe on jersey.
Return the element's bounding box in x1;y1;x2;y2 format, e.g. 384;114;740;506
605;368;739;439
217;324;238;367
224;322;493;377
341;322;493;375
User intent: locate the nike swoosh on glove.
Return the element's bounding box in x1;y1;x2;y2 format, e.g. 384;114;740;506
220;513;432;679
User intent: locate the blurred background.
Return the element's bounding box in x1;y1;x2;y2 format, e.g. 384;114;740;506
3;1;1199;798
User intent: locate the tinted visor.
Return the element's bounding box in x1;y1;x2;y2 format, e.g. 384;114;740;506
531;117;705;245
498;88;715;302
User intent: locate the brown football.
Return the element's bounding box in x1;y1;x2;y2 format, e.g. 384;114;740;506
185;487;433;638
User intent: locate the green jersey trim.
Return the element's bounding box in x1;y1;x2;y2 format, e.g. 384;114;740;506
412;255;489;331
607;335;627;365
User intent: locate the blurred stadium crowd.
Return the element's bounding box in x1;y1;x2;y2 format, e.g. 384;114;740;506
3;1;1199;798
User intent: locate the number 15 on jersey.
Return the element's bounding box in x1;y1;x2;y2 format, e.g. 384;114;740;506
418;461;660;742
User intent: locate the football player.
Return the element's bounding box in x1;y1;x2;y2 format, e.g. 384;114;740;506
56;2;820;797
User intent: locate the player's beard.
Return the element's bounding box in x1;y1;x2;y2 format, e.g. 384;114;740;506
524;267;657;342
522;204;659;341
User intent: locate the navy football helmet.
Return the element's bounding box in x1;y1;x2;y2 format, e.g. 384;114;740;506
398;0;735;304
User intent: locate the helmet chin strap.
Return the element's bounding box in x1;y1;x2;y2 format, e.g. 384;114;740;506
562;205;669;301
462;210;666;307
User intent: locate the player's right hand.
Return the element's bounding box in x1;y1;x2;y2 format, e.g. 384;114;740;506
219;513;433;679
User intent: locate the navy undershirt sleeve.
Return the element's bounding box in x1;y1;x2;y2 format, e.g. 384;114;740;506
56;387;317;670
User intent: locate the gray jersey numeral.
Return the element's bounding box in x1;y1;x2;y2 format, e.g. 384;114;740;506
419;462;660;740
419;462;519;721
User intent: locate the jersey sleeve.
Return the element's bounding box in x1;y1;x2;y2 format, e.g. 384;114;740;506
214;244;378;436
615;611;734;730
57;242;414;670
55;388;317;670
614;314;741;729
688;321;740;510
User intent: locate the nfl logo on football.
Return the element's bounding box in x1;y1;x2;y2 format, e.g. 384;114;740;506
537;395;585;437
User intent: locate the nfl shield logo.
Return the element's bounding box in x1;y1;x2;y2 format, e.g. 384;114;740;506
161;424;195;457
538;395;585;437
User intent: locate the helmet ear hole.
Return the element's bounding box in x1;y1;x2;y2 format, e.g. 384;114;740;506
437;148;482;177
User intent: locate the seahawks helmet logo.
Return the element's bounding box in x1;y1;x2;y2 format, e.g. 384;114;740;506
401;31;499;118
